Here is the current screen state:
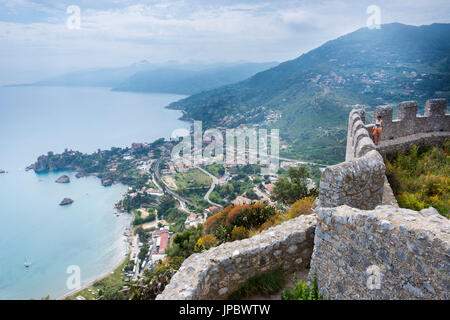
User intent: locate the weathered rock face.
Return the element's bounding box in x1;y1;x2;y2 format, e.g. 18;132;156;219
310;205;450;300
101;178;113;187
55;175;70;183
156;214;317;300
59;198;74;206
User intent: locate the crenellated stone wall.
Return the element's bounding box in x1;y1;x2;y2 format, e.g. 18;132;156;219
319;98;449;210
310;205;450;300
156;215;317;300
311;99;449;300
368;99;450;142
319;109;386;210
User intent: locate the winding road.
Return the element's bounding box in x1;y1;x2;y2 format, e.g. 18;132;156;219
154;157;194;210
195;166;223;209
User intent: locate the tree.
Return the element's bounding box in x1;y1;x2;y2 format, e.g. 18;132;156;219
99;286;126;300
271;166;317;205
166;225;203;258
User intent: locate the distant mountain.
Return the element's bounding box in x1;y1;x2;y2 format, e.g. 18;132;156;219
168;23;450;164
112;62;279;95
27;60;155;87
18;61;278;95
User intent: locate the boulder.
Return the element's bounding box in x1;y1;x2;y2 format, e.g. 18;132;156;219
102;178;113;187
55;175;70;183
59;198;74;206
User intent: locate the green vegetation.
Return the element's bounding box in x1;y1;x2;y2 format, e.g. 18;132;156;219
130;257;185;300
156;195;189;232
120;192;157;212
385;142;449;218
65;257;130;300
228;269;287;300
201;203;285;247
132;209;156;226
282;272;323;300
205;163;225;178
168;23;450;164
166;225;203;258
172;169;212;190
288;197;316;219
214;175;254;202
134;226;151;243
271;166;318;205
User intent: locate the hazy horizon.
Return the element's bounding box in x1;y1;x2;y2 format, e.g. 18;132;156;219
1;0;449;85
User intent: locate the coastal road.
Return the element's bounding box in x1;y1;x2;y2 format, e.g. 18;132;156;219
195;166;223;209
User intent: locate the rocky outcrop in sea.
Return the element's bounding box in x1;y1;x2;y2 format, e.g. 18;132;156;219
59;198;74;206
55;175;70;183
29;151;81;173
101;178;113;187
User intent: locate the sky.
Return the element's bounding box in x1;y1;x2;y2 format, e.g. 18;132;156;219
1;0;449;84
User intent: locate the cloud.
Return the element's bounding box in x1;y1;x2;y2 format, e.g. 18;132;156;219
0;0;449;84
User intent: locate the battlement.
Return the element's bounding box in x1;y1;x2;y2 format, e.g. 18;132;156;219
369;99;449;141
319;109;385;210
319;98;449;210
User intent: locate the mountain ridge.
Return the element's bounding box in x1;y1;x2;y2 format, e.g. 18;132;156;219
167;23;450;164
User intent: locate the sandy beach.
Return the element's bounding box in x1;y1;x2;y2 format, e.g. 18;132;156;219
57;255;128;300
57;222;135;300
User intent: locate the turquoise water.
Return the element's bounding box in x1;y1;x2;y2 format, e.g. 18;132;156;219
0;86;188;299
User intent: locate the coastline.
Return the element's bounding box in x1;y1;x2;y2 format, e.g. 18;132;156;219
57;192;134;300
57;254;128;300
57;218;135;300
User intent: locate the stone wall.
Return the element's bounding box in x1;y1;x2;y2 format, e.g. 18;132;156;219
368;98;449;141
319;109;386;210
376;131;450;156
319;98;449;210
310;205;450;300
156;214;317;300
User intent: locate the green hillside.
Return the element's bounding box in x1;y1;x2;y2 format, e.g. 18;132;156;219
168;23;450;164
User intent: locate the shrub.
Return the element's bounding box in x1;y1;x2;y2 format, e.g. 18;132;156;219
226;204;252;227
231;203;277;230
194;234;217;252
281;272;323;300
203;206;232;235
231;226;249;241
214;225;231;244
228;269;287;300
288;196;315;219
385;143;449;218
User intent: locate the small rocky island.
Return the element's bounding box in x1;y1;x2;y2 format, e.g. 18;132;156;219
55;175;70;183
0;169;6;174
59;198;74;206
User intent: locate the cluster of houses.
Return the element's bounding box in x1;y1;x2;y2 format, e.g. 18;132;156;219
183;206;220;229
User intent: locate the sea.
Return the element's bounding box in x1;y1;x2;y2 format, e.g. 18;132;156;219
0;86;188;299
